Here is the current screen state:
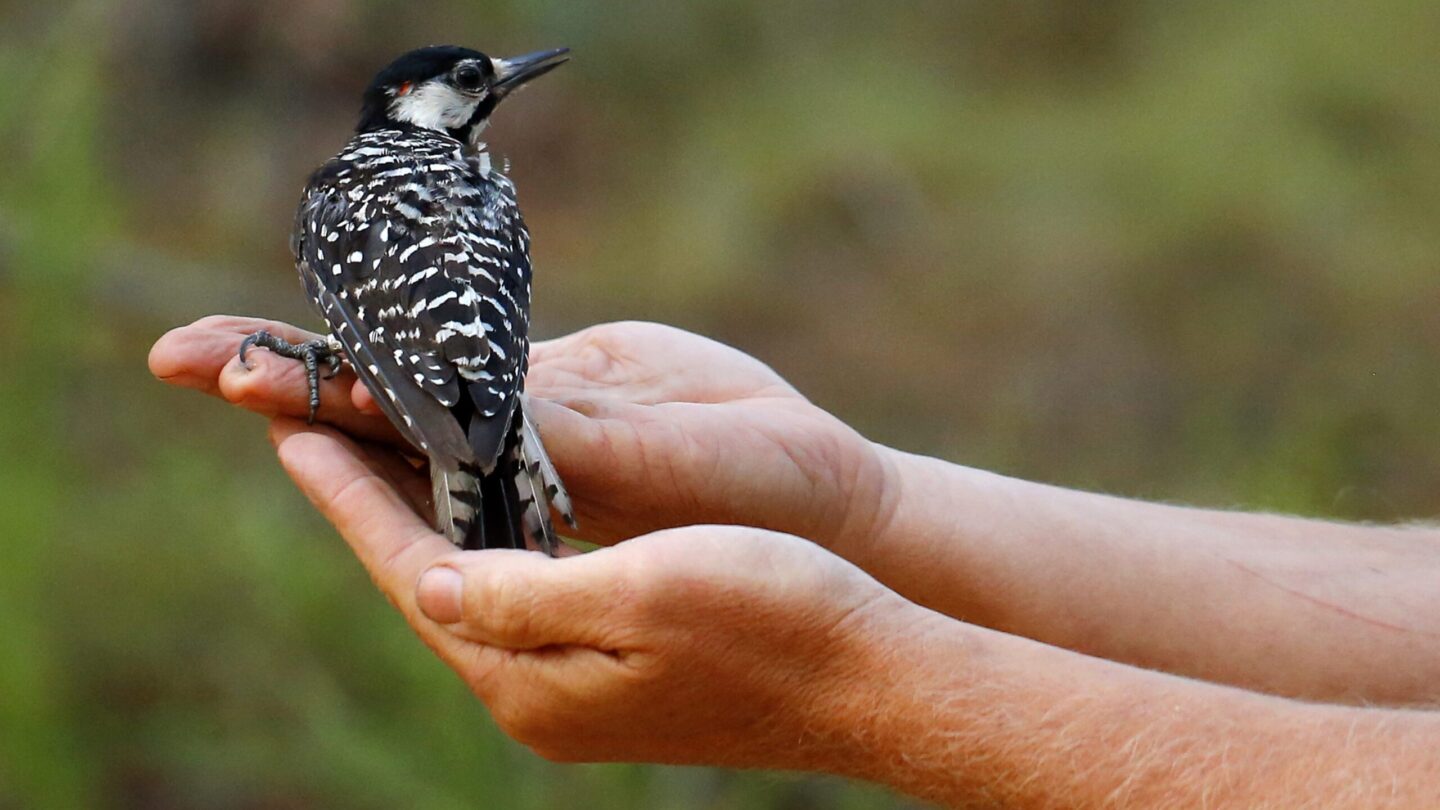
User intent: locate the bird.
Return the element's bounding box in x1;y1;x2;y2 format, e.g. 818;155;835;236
239;44;575;554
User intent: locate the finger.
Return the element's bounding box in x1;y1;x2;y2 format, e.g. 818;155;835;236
219;344;369;426
346;432;435;520
528;321;794;405
149;314;407;447
352;381;385;417
527;323;680;401
523;396;722;547
521;397;632;523
150;315;323;396
270;418;453;628
220;350;406;447
521;395;617;470
416;546;628;650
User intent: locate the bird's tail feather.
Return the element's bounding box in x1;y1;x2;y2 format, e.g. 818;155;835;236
431;400;574;555
431;462;482;547
520;400;575;531
478;468;518;550
514;401;575;555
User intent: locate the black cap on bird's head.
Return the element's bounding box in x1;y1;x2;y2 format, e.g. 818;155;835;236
357;44;570;145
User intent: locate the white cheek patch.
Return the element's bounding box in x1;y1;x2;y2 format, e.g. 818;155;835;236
389;80;485;131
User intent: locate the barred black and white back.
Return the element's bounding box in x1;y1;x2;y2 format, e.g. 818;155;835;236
288;45;574;552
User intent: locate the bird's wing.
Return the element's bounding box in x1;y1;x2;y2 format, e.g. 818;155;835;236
294;181;476;465
448;169;533;468
294;151;532;470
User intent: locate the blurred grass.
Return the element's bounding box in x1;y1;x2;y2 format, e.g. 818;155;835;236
1;0;1438;807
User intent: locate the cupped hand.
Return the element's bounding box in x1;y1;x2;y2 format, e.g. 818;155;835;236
269;417;906;767
149;316;898;557
521;321;896;554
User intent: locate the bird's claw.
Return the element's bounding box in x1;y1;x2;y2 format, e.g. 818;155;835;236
237;329;340;424
320;352;342;380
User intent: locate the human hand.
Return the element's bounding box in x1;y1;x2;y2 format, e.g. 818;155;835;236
519;321;896;555
149;316;898;557
268;417;910;767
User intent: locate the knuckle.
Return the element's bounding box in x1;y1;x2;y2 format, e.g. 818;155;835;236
193;314;244;330
610;545;674;621
571;324;646;379
575;320;632;345
480;566;536;642
374;526;429;582
594;319;650;344
325;469;382;516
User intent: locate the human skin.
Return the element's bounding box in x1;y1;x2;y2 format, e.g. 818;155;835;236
149;316;1440;806
150;316;1440;705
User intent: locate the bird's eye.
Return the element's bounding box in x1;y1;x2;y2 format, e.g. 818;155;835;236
454;64;484;91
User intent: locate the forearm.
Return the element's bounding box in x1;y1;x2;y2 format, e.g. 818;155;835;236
821;606;1440;809
845;447;1440;704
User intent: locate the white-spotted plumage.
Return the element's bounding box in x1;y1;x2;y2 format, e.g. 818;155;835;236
251;44;575;552
292;125;571;552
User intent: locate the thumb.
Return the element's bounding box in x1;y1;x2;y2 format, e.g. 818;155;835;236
416;547;625;650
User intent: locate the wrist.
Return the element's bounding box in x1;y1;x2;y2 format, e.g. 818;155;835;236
832;442;1057;649
818;435;904;562
829;443;998;620
785;589;948;778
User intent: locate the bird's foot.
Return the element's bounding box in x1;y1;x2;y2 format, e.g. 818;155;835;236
238;330;342;424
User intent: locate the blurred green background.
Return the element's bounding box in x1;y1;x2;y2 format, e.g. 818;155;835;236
2;0;1438;807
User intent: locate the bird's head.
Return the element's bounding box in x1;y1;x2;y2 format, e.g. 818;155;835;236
357;44;569;148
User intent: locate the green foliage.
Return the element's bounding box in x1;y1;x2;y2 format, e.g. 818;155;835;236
2;0;1438;806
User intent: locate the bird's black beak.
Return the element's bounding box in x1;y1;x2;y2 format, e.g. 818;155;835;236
491;48;570;98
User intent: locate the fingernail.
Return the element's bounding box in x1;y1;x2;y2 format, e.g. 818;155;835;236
417;567;464;624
